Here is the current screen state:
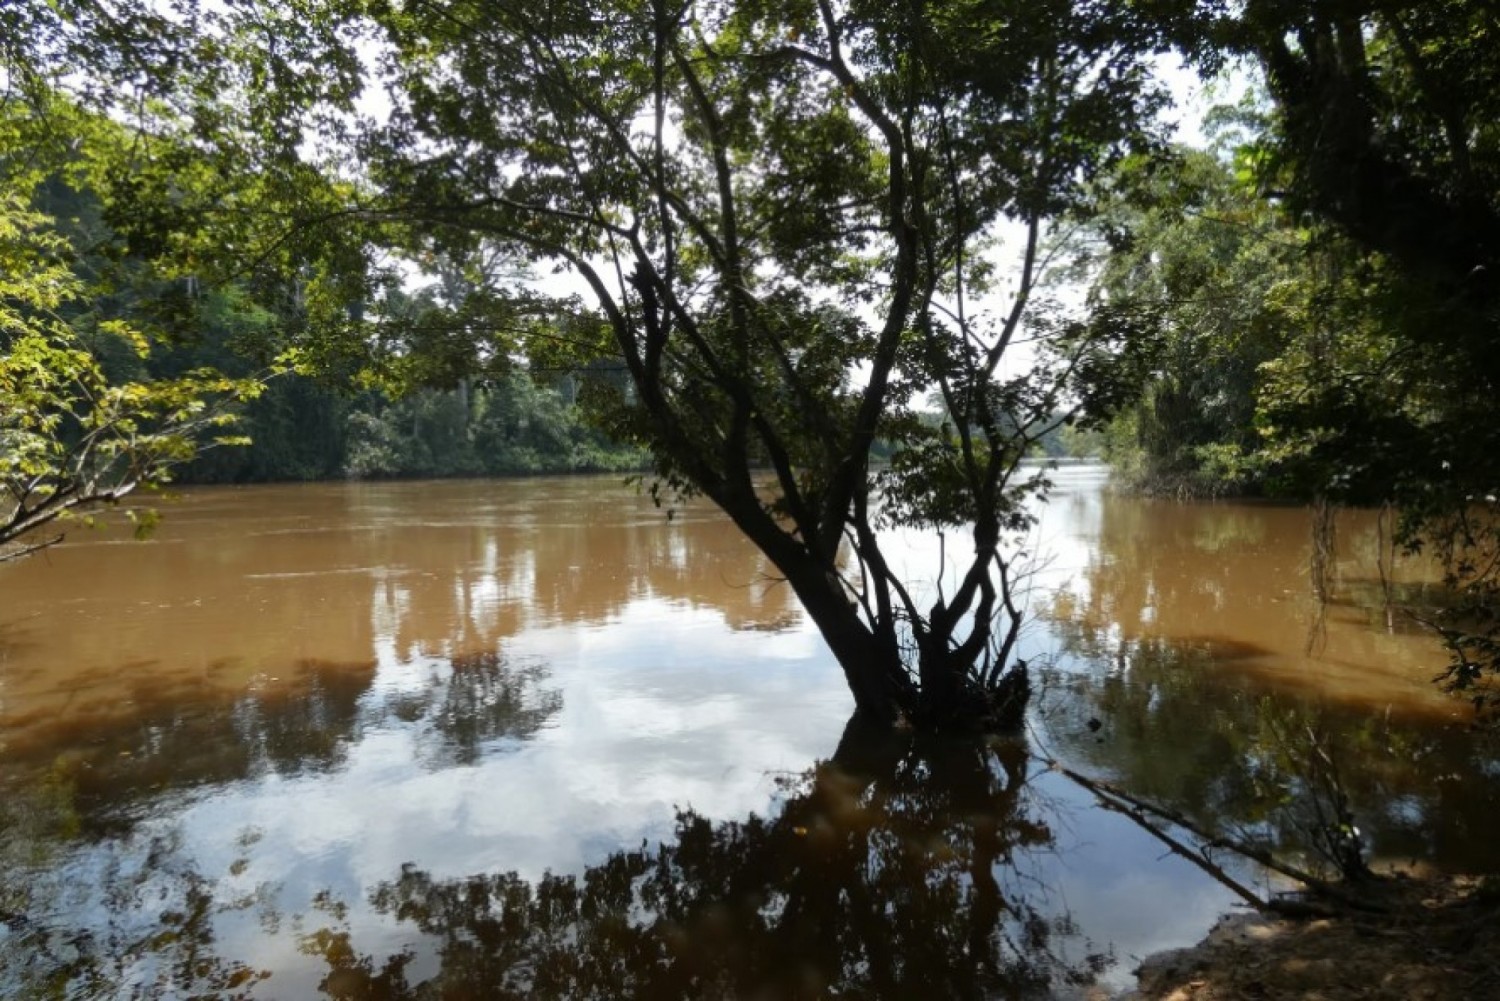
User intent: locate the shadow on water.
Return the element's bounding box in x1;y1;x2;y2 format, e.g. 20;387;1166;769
3;716;1114;1001
1034;489;1500;876
1049;491;1458;712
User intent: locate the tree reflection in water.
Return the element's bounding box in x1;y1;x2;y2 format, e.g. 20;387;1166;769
2;639;1130;999
1;650;564;999
5;651;563;834
4;650;1111;1000
1041;617;1500;876
301;719;1111;1000
5;718;1112;999
382;652;563;770
0;800;272;999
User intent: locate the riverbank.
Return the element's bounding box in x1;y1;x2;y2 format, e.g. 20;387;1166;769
1124;873;1500;999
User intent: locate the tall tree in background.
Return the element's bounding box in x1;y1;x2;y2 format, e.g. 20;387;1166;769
1080;144;1294;496
1228;2;1500;308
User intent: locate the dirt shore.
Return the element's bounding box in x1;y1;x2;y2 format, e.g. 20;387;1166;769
1120;874;1500;1000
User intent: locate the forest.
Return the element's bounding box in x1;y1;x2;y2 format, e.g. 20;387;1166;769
5;3;1500;998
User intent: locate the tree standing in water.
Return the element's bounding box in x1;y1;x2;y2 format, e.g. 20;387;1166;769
5;0;1167;728
336;0;1165;728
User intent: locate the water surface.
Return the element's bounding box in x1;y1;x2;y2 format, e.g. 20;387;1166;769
2;471;1495;997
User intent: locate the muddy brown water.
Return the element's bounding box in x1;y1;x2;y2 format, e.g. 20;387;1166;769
2;469;1496;997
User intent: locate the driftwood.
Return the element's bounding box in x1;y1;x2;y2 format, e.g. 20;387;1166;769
1045;760;1391;918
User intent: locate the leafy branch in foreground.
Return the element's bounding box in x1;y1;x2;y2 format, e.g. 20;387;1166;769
0;196;264;561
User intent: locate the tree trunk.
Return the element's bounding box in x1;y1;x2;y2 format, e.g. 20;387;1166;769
771;547;1030;732
781;564;912;726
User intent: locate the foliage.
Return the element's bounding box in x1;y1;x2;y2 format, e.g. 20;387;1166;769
1173;2;1500;696
338;371;646;480
1079;144;1291;496
1082;140;1449;504
0;72;634;493
0;195;261;560
0;31;307;552
1208;1;1500;312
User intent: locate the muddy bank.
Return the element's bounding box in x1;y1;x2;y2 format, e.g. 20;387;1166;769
1121;875;1500;1000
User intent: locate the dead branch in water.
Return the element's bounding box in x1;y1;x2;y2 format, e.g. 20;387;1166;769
1044;760;1390;917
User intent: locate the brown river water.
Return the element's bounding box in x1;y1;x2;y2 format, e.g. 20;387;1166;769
1;468;1496;998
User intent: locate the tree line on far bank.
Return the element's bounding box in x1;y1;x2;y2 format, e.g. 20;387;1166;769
177;364;649;485
7;176;647;488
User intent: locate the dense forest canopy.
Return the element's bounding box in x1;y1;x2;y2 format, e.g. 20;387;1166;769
4;0;1500;721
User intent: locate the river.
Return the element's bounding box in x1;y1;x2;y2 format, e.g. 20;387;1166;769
1;468;1496;997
